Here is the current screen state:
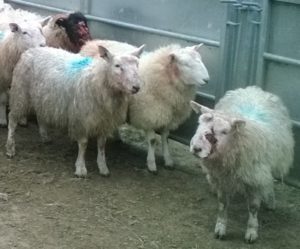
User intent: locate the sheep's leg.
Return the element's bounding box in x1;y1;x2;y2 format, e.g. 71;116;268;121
97;137;110;177
264;183;275;210
146;130;158;174
245;191;261;243
161;129;174;169
37;118;51;143
214;190;230;239
6;114;18;158
18;116;28;127
0;91;7;127
75;137;88;177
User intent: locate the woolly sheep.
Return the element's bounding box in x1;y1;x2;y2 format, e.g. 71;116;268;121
0;5;90;52
190;86;294;243
43;12;91;53
129;44;209;174
6;45;144;177
0;22;46;126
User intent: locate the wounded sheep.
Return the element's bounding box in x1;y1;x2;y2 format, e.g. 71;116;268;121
190;86;294;243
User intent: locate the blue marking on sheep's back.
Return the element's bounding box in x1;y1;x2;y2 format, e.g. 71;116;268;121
236;104;269;123
66;56;93;74
0;31;5;41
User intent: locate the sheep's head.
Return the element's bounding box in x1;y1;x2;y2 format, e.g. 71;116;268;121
168;44;209;87
9;22;46;50
190;101;245;159
98;45;145;94
54;12;91;52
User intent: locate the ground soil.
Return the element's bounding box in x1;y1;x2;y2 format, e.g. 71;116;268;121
0;123;299;249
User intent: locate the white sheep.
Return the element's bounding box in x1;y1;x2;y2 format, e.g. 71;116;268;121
6;45;144;177
0;22;46;126
129;44;209;174
190;86;294;243
81;41;209;174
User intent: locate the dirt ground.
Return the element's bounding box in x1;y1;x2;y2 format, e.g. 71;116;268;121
0;123;299;249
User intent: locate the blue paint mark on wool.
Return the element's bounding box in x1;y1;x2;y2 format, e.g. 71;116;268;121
66;56;93;75
0;31;5;41
236;104;269;123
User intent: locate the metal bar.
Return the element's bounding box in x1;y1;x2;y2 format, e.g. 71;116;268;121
264;53;300;67
196;91;216;101
292;120;300;128
6;0;220;47
85;15;220;47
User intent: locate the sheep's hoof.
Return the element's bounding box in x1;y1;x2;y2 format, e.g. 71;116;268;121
6;152;15;159
74;167;87;178
245;229;258;243
147;169;158;175
214;222;226;240
100;171;111;177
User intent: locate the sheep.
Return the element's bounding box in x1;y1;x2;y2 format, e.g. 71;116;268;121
0;22;46;126
81;42;210;174
43;12;91;53
0;5;91;52
129;44;209;174
6;44;144;177
190;86;294;243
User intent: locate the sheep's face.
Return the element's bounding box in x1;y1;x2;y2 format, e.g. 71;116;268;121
190;101;245;159
9;23;46;50
99;45;145;94
170;44;209;86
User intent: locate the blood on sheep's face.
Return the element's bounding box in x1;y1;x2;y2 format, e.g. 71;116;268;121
190;113;237;159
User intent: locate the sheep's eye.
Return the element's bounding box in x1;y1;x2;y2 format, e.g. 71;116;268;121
221;130;228;135
22;31;28;35
115;64;121;68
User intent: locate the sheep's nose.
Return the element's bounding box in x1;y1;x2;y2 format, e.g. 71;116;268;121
40;43;46;47
131;86;140;94
203;77;210;84
193;146;202;154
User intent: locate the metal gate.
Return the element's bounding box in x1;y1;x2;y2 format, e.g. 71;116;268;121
4;0;300;184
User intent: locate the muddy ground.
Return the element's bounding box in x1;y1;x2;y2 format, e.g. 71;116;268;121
0;123;299;249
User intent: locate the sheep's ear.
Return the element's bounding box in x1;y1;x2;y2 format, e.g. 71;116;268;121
130;44;145;58
40;16;51;27
190;43;204;53
169;53;176;63
231;118;246;130
190;101;213;114
55;17;67;27
9;23;21;33
98;45;112;62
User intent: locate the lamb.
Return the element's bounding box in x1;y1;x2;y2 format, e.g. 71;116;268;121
43;12;91;53
0;22;46;126
190;86;294;243
129;44;209;174
6;44;144;177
